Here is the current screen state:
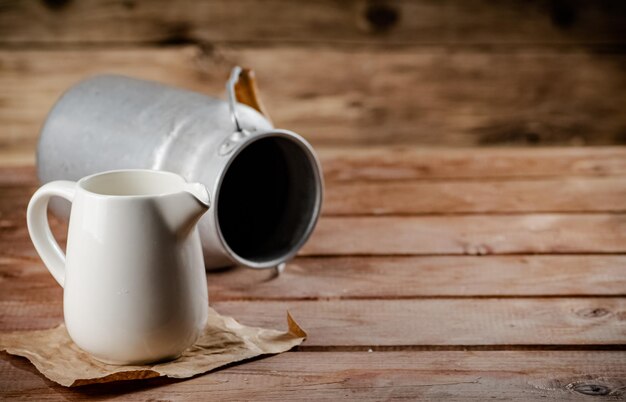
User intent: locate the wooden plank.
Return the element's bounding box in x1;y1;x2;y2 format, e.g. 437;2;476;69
0;143;33;167
303;214;626;256
3;209;626;258
3;147;626;179
324;177;626;215
4;212;626;257
216;298;626;347
1;0;625;46
6;174;626;217
1;351;626;400
318;147;626;181
2;47;626;163
0;166;37;185
207;256;626;300
3;256;626;302
2;178;625;298
2;173;626;256
4;298;626;345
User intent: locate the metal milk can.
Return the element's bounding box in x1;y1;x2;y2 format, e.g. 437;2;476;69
37;67;323;272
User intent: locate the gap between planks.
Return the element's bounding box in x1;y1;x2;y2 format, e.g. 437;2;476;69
298;344;626;352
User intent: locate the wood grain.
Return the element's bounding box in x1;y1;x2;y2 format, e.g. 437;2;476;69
6;175;626;219
4;146;626;180
3;256;626;302
208;256;626;300
2;168;625;300
4;298;625;346
4;212;626;257
1;145;625;398
324;177;626;215
318;146;626;181
1;0;626;395
303;214;626;256
0;166;37;185
219;298;626;347
2;351;626;400
2;46;626;163
1;0;625;46
4;193;626;257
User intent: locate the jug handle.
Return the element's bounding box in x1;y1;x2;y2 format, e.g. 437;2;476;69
227;66;273;133
27;181;76;288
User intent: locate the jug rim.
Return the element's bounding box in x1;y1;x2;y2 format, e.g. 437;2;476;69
76;169;200;200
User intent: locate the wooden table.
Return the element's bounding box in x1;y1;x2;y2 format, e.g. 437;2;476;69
1;147;626;400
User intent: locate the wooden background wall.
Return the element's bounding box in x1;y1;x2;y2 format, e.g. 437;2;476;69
1;0;626;164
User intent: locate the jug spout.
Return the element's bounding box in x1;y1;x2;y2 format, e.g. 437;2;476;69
157;183;210;237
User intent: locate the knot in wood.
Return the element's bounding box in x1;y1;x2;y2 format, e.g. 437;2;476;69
549;0;577;29
570;383;611;396
575;307;610;319
364;2;399;33
41;0;72;11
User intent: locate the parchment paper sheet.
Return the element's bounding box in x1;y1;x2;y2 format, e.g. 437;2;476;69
0;307;306;387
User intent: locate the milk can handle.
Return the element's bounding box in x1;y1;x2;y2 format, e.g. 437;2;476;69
26;181;76;288
227;66;244;133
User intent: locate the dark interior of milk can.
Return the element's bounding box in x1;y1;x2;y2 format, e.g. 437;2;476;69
217;136;318;263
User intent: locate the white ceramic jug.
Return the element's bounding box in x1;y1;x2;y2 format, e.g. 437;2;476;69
27;169;211;365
